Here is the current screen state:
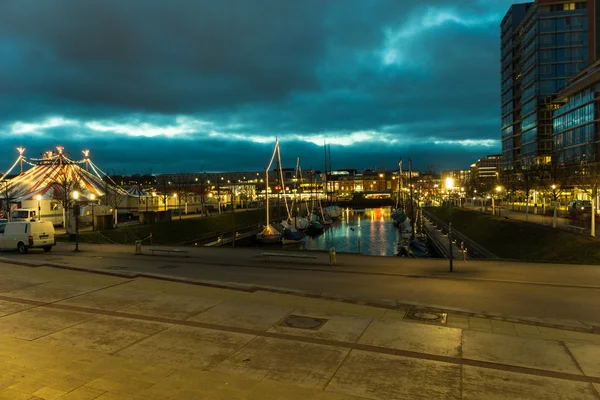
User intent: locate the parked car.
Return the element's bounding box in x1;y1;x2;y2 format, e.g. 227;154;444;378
568;200;592;215
0;221;56;254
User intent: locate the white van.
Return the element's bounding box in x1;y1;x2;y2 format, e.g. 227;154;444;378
11;208;37;222
0;221;56;254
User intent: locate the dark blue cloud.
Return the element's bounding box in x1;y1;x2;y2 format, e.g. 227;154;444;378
0;0;523;174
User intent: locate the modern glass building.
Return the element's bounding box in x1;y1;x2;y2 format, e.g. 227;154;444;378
553;64;600;165
501;0;598;172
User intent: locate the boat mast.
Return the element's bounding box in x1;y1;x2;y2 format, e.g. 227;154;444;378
409;158;415;241
323;140;327;205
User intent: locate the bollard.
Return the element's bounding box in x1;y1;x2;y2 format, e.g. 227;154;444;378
135;240;142;255
357;238;361;254
329;247;337;266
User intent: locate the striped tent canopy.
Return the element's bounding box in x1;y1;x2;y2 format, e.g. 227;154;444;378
2;160;126;202
126;186;151;198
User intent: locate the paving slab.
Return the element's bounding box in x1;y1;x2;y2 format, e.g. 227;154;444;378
462;365;597;399
56;288;158;311
326;350;461;400
2;282;94;302
0;300;34;317
268;310;372;343
214;336;350;389
358;319;462;357
37;315;170;354
189;301;293;331
0;307;94;340
566;342;600;378
117;325;254;368
119;293;223;320
0;277;45;293
462;330;581;375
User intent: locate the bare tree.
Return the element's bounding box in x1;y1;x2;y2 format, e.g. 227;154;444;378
102;169;126;227
575;160;600;236
513;164;537;222
174;173;193;219
155;175;172;212
0;179;16;220
536;161;570;228
49;166;85;230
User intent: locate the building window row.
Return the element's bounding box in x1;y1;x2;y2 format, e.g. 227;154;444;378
521;84;537;102
556;143;595;164
554;103;594;132
539;15;586;33
522;98;537;117
502;114;514;129
522;127;537;145
539;47;587;62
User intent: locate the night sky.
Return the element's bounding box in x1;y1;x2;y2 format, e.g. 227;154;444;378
0;0;524;175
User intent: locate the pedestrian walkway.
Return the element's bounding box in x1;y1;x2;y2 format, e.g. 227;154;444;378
469;203;599;235
0;259;598;399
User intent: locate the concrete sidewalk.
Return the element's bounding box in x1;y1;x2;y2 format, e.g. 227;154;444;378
0;259;598;399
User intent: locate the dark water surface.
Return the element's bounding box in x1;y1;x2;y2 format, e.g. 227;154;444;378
304;207;401;256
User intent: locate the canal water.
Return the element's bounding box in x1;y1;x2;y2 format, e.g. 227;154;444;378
304;207;401;256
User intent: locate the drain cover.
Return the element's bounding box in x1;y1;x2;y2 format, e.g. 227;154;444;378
279;315;328;330
158;265;180;269
404;309;447;325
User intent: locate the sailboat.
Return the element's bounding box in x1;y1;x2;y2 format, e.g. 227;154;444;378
256;139;282;244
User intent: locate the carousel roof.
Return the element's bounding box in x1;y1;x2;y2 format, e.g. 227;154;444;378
126;185;151;198
2;157;126;202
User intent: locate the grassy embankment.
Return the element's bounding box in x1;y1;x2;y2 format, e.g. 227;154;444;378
427;207;600;264
60;207;287;245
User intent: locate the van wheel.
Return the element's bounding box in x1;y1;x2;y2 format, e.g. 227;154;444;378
17;242;28;254
43;246;52;252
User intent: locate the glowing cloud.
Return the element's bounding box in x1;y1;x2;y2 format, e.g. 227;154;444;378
11;117;79;134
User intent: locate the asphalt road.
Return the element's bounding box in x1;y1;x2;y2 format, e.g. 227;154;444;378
2;243;600;325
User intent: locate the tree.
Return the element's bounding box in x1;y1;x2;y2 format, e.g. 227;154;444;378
174;173;193;219
49;165;85;230
155;175;172;212
102;169;126;227
0;179;16;220
536;161;570;228
514;164;537;222
575;160;600;236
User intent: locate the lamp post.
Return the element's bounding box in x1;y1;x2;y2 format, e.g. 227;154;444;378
551;184;558;228
494;186;502;216
445;177;454;272
90;194;96;231
36;195;42;221
72;191;80;252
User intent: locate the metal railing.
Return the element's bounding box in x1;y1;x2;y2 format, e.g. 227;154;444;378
422;210;498;259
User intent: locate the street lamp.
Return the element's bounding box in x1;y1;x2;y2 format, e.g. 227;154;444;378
445;177;454;272
72;191;80;252
551;184;558;228
493;186;502;216
35;195;42;221
90;194;96;231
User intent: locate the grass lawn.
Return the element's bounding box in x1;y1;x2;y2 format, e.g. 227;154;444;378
59;207;285;245
426;207;600;264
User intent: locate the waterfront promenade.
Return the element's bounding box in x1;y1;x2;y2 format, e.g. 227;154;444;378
0;247;598;399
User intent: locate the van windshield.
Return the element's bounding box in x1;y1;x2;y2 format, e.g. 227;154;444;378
580;201;592;207
12;211;29;219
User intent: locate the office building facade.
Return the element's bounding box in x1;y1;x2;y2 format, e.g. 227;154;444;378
501;0;598;171
553;63;600;165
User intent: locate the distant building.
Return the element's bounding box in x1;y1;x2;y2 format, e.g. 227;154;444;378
440;170;470;189
470;155;501;193
501;0;597;171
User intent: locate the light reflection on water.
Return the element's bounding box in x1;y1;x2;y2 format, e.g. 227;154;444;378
304;207;401;256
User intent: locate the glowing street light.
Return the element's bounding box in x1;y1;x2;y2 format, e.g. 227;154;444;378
36;195;42;221
72;191;80;252
445;177;455;189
